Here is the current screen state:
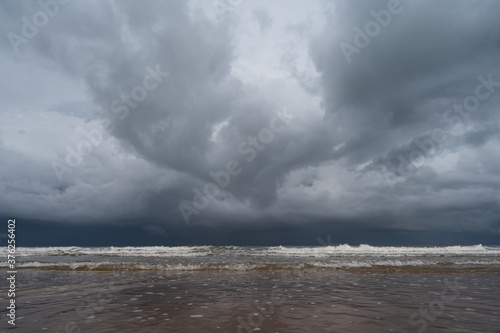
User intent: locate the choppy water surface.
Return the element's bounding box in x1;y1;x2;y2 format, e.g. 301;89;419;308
3;244;500;272
0;270;499;333
0;245;499;332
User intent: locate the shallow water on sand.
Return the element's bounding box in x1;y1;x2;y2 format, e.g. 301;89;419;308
1;269;499;333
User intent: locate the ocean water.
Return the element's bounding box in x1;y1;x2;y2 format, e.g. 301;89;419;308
4;244;500;272
1;245;499;332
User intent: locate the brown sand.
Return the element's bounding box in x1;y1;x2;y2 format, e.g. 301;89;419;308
1;269;499;333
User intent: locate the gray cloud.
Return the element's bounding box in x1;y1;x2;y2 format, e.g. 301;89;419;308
252;9;273;33
0;0;499;241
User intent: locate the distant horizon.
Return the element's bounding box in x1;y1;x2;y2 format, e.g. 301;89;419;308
15;243;500;248
10;217;500;248
2;0;500;248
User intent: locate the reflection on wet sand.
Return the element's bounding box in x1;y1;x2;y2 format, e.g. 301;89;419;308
1;269;499;333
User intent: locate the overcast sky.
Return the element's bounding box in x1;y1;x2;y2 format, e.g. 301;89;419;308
1;0;499;245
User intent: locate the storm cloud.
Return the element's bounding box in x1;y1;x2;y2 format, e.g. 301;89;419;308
1;0;499;245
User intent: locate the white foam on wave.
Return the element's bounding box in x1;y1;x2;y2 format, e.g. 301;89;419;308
2;244;499;259
0;261;262;271
264;244;500;257
2;246;212;257
3;258;500;271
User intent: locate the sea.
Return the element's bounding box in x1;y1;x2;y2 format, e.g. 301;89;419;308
1;244;499;332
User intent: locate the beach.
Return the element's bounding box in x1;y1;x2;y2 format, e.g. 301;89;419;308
3;1;500;332
1;245;499;332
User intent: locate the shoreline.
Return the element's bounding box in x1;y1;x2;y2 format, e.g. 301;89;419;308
2;269;499;333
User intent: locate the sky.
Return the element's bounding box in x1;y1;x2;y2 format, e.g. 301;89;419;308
1;0;500;246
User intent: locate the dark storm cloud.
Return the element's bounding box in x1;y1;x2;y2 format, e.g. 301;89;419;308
310;0;500;155
1;0;499;243
0;0;331;222
302;0;500;229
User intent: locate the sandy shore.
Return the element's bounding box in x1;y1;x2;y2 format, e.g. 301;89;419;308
0;268;499;333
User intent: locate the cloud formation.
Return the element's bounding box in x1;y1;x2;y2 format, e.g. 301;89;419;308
0;0;499;242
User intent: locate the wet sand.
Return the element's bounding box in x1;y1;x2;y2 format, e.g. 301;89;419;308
1;268;499;333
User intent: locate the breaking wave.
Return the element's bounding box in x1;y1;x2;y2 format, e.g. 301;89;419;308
4;244;499;272
3;258;500;271
5;244;499;257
